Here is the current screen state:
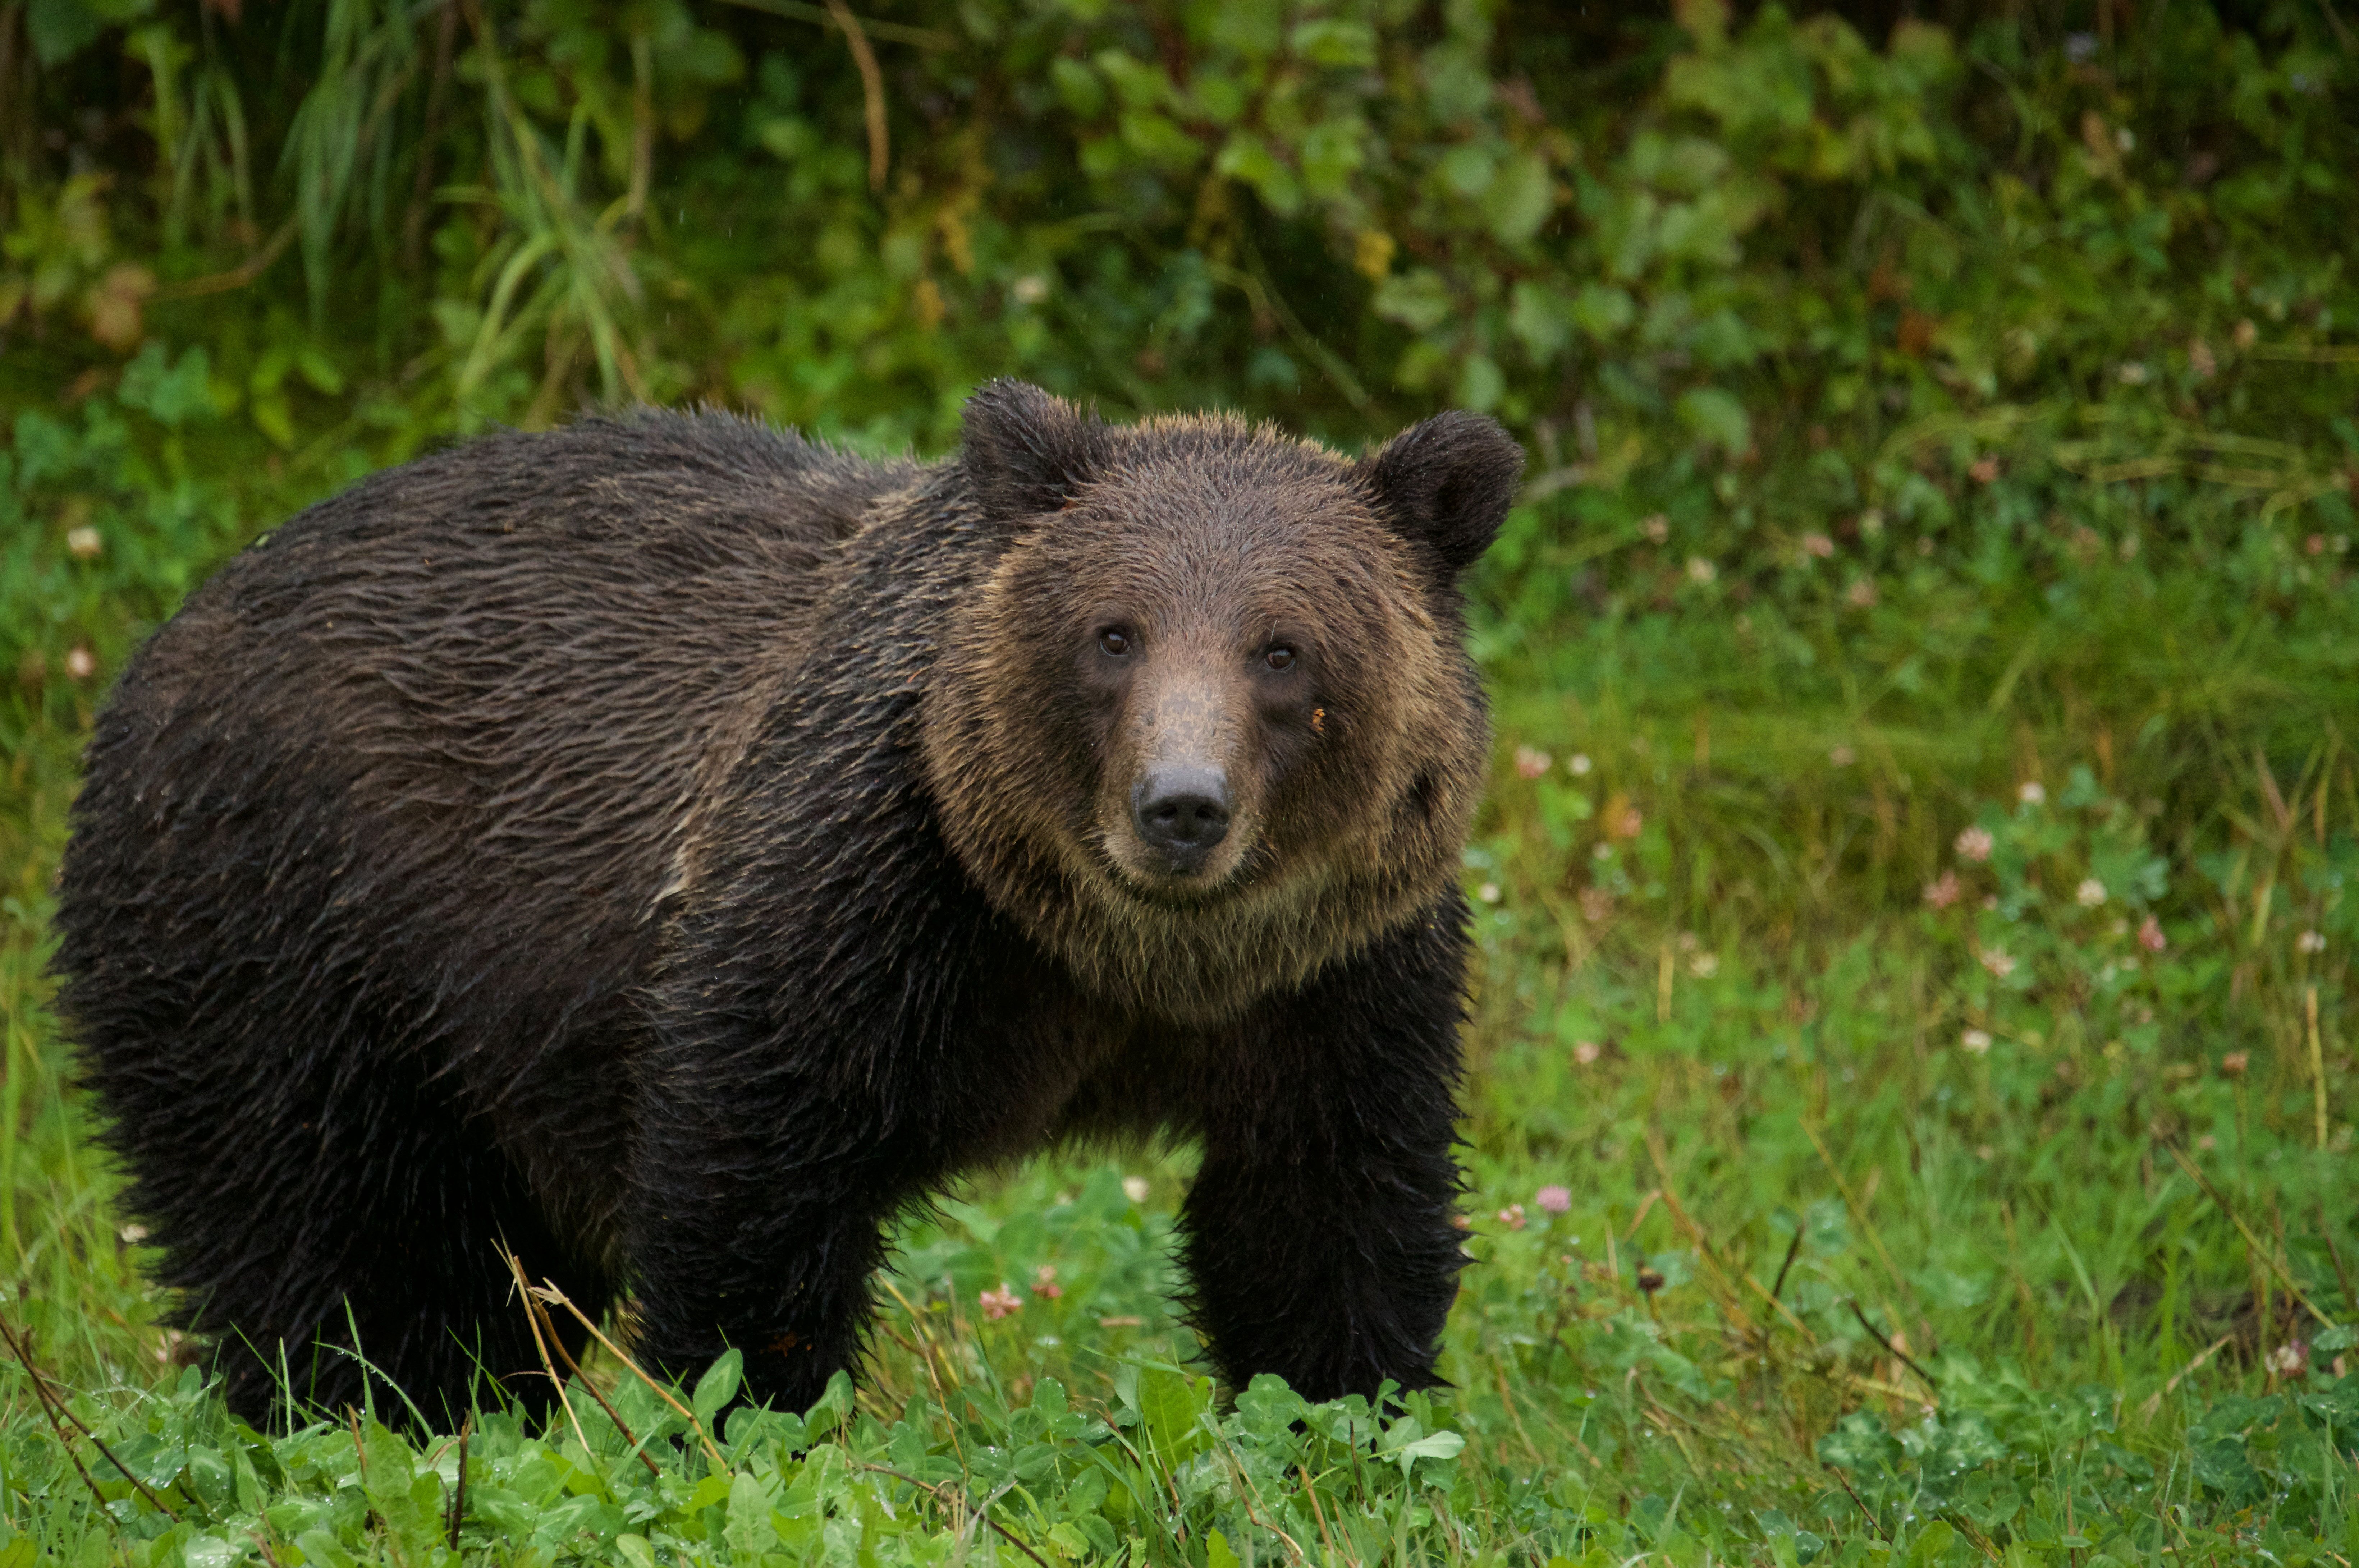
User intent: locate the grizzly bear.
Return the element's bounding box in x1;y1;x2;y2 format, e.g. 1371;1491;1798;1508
53;382;1521;1427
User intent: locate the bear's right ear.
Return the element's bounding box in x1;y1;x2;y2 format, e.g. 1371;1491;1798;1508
1356;410;1526;579
959;380;1110;523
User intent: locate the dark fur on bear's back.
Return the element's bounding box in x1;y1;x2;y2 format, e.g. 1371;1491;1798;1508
55;385;1523;1426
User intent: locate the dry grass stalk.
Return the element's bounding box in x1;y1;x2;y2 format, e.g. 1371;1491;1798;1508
1645;1131;1764;1341
1;1318;127;1517
2160;1141;2335;1328
1844;1300;1939;1398
497;1251;660;1477
2137;1334;2235;1421
3;1318;180;1519
499;1246;596;1467
2308;985;2328;1151
520;1272;727;1469
1297;1463;1352;1568
1803;1121;1921;1313
822;0;889;192
857;1462;1055;1568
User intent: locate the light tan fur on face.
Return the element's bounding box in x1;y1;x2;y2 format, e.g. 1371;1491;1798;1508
922;414;1488;1026
1095;643;1256;888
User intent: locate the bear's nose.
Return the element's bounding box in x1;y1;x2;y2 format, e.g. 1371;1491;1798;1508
1132;767;1232;867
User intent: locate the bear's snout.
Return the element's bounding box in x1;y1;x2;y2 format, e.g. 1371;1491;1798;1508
1131;766;1232;869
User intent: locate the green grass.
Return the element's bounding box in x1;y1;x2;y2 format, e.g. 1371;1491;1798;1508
4;495;2356;1563
7;3;2359;1563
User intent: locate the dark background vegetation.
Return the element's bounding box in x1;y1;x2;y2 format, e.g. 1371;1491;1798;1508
4;1;2359;1564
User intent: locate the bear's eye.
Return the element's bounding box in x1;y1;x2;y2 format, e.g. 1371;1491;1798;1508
1099;628;1132;657
1264;644;1297;672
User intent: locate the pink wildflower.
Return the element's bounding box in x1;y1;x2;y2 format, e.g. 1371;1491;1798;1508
1032;1265;1063;1300
2267;1342;2310;1378
1535;1185;1572;1215
2138;915;2167;953
1923;871;1961;910
1802;533;1834;559
1955;826;1994;863
1572;1040;1602;1066
1514;745;1552;780
1497;1204;1526;1231
978;1284;1023;1321
1979;947;2017;979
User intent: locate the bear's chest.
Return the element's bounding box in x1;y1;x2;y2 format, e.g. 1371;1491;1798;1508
948;968;1214;1160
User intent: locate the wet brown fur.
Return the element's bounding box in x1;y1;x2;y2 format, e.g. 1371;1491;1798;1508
926;410;1488;1025
54;383;1524;1423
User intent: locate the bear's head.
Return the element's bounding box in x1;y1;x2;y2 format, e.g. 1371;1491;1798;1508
925;381;1522;1025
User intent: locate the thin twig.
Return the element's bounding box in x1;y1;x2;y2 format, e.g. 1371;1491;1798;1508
1215;1445;1311;1567
517;1270;660;1477
2319;1197;2359;1319
2161;1140;2335;1327
1645;1132;1764;1339
3;1325;114;1516
1803;1121;1921;1311
822;0;889;192
1943;1510;2006;1563
1;1318;180;1520
501;1247;596;1465
527;1278;727;1469
1235;235;1378;419
1299;1463;1353;1568
1771;1227;1805;1300
710;0;954;48
1492;1367;1545;1468
856;1463;1055;1568
2137;1334;2234;1420
1826;1463;1889;1542
446;1414;472;1551
878;1276;970;1481
1742;1270;1819;1342
2309;985;2330;1152
147;219;298;301
625;31;654;225
1846;1300;1941;1396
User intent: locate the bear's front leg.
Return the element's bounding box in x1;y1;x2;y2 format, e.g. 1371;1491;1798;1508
1178;902;1471;1403
628;1084;933;1412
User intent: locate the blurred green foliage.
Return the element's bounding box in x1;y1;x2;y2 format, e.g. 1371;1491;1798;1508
6;0;2356;825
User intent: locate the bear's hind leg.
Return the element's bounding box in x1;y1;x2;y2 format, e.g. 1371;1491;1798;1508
104;1015;607;1433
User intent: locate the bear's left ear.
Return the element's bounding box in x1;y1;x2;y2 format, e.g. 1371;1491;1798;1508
960;379;1111;524
1356;410;1526;579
